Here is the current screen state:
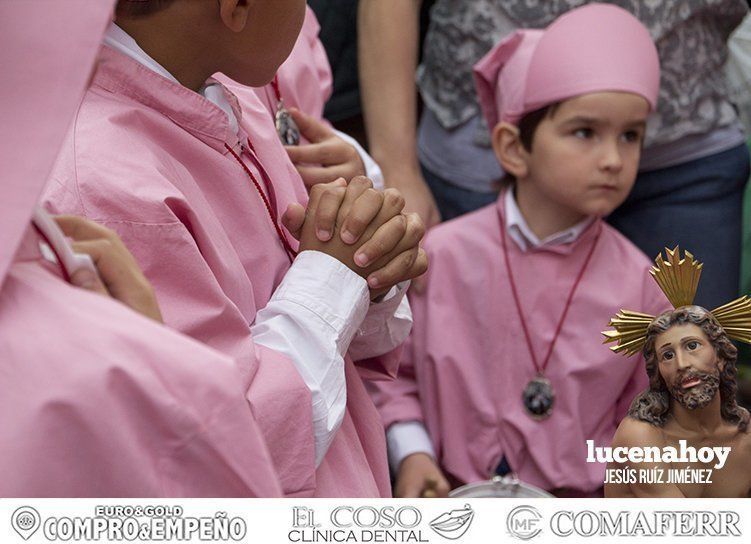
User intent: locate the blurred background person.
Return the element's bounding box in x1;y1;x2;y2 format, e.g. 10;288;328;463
359;0;749;309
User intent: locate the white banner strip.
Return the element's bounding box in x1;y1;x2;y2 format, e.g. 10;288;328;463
1;498;748;543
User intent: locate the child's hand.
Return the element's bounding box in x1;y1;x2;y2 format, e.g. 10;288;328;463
329;176;427;296
328;177;427;294
395;453;450;498
296;177;401;280
53;215;163;323
282;177;427;298
284;108;366;187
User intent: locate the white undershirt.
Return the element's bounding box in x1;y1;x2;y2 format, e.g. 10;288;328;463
103;23;411;466
104;24;381;187
505;188;593;252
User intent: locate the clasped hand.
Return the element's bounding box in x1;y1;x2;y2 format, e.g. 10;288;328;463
282;177;427;299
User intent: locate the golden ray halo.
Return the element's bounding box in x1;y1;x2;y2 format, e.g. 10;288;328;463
602;247;751;356
649;246;701;309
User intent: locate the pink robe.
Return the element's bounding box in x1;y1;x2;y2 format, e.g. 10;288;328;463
43;46;393;497
1;232;282;497
1;0;280;497
369;199;670;494
222;19;399;381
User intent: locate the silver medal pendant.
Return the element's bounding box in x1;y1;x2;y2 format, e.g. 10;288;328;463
275;101;300;146
522;375;555;420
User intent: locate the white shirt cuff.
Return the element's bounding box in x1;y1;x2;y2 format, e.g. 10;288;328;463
348;281;413;360
387;420;436;473
271;250;370;350
252;250;370;466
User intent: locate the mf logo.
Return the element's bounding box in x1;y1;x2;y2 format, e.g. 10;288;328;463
507;505;543;540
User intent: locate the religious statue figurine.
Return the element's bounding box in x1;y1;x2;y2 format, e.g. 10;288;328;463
603;247;751;497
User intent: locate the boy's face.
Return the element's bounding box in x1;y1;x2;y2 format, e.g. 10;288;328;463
221;0;306;86
519;91;649;220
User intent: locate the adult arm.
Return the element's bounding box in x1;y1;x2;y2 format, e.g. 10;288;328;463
358;0;441;228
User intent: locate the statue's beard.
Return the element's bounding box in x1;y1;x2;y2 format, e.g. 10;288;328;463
668;369;720;410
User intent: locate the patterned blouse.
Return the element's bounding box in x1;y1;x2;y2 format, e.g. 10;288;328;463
418;0;748;147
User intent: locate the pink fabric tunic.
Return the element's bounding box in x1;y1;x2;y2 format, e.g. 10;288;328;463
370;199;670;494
1;0;280;497
43;46;392;497
2;235;282;497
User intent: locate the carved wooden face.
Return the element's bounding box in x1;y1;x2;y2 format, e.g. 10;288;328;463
655;323;722;410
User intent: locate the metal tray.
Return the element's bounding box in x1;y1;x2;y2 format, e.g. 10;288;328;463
449;475;554;498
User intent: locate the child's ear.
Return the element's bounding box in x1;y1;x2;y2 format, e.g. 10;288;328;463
218;0;252;32
492;122;529;179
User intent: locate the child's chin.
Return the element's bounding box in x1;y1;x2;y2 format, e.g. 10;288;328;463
225;63;279;88
582;197;624;218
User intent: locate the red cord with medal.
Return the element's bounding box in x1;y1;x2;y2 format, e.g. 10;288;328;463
224;139;298;263
499;194;602;420
270;75;300;146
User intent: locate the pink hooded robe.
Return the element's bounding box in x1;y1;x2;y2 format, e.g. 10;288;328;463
0;0;281;497
369;5;669;494
43;21;393;497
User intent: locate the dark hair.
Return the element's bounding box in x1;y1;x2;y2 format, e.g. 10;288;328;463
517;105;557;152
499;103;559;187
628;306;749;430
116;0;175;17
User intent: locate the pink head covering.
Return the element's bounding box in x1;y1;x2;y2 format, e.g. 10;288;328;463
0;0;115;285
474;3;660;128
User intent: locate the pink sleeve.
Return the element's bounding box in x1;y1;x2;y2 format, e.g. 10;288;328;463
0;264;283;498
367;289;430;429
355;345;403;382
95;220;318;496
157;365;286;498
303;6;333;108
368;338;426;430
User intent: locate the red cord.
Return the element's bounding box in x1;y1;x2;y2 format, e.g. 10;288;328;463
499;193;602;376
270;75;283;103
224;141;297;262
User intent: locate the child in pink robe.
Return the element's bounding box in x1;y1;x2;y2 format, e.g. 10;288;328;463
370;5;672;497
1;0;280;498
42;0;415;497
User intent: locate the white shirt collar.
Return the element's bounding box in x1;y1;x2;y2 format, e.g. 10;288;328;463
505;188;593;252
103;23;239;136
103;23;178;83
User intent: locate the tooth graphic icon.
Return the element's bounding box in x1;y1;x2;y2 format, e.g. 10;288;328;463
429;505;475;540
11;507;41;540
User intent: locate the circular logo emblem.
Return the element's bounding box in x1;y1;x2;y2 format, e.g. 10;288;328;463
11;506;41;540
507;505;543;540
